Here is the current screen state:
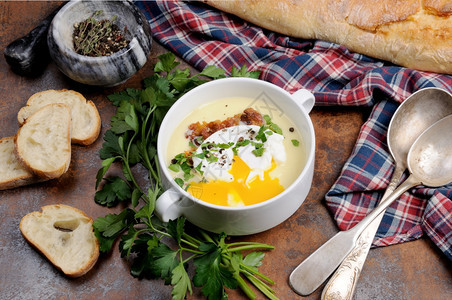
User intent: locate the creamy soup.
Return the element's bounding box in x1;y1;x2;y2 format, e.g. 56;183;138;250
166;97;306;207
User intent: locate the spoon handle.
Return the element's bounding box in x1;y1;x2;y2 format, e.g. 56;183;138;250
320;165;404;300
289;174;421;296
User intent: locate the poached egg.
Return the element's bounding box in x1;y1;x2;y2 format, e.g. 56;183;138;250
188;125;286;206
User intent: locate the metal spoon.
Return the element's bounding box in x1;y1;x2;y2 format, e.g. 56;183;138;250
289;114;452;296
321;88;452;299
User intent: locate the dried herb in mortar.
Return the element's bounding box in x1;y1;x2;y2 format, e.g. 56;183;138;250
73;10;130;57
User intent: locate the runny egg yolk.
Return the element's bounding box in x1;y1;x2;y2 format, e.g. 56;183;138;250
187;155;284;206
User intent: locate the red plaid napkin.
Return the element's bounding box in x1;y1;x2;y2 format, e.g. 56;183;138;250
135;0;452;260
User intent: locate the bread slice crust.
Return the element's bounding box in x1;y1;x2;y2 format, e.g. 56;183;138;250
0;136;40;190
17;89;101;145
19;204;100;278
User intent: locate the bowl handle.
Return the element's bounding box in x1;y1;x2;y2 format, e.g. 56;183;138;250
155;187;184;222
291;89;315;113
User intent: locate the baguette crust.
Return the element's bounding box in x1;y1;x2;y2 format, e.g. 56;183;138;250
19;204;100;278
0;137;40;190
205;0;452;74
15;103;72;179
17;89;101;145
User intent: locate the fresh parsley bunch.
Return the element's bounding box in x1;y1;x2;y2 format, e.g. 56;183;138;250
93;53;278;300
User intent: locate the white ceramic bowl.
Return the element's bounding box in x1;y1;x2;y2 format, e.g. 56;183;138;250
47;0;152;86
156;78;316;235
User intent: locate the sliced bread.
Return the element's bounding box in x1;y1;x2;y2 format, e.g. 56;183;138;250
19;204;100;278
17;89;101;145
0;136;39;190
15;103;72;179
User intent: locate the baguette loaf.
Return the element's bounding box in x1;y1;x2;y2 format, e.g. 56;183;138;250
15;103;72;179
0;137;39;190
205;0;452;74
17;89;101;145
19;204;100;278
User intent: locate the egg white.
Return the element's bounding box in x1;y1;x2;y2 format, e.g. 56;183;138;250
192;125;286;183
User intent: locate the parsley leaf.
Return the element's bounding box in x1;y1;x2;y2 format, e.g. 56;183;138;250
167;218;185;245
199;65;226;79
243;251;265;269
193;245;237;299
230;65;260;79
150;243;179;282
171;263;193;300
119;225;139;258
96;157;116;189
94;177;132;207
130;233;159;278
154;52;180;73
93;209;134;252
99;130;123;159
111;101;136;134
263;115;283;135
255;125;268;142
107;90;133;106
252;147;265;157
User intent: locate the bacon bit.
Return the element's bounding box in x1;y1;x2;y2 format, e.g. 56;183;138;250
241;108;264;125
185;108;264;141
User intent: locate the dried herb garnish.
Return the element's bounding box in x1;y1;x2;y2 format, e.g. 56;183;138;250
73;10;130;57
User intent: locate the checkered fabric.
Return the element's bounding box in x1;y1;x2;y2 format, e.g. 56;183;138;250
136;0;452;260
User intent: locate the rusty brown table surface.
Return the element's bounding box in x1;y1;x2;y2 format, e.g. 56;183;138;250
1;2;451;300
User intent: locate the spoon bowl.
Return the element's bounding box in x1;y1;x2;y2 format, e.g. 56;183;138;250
388;88;452;165
408;115;452;186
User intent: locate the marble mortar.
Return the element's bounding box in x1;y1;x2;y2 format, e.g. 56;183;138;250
47;0;152;86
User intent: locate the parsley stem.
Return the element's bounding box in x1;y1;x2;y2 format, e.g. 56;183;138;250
180;247;204;255
146;223;198;250
222;250;276;285
240;263;275;285
182;232;202;247
198;229;216;244
145;160;159;191
179;238;199;250
182;253;199;264
243;271;279;300
125;228;148;258
124;159;144;200
153;155;162;190
141;105;161;190
227;241;275;248
143;104;156;142
227;244;274;253
144;156;161;193
145;221;170;238
153;227;170;239
123;131;148;203
233;272;257;299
